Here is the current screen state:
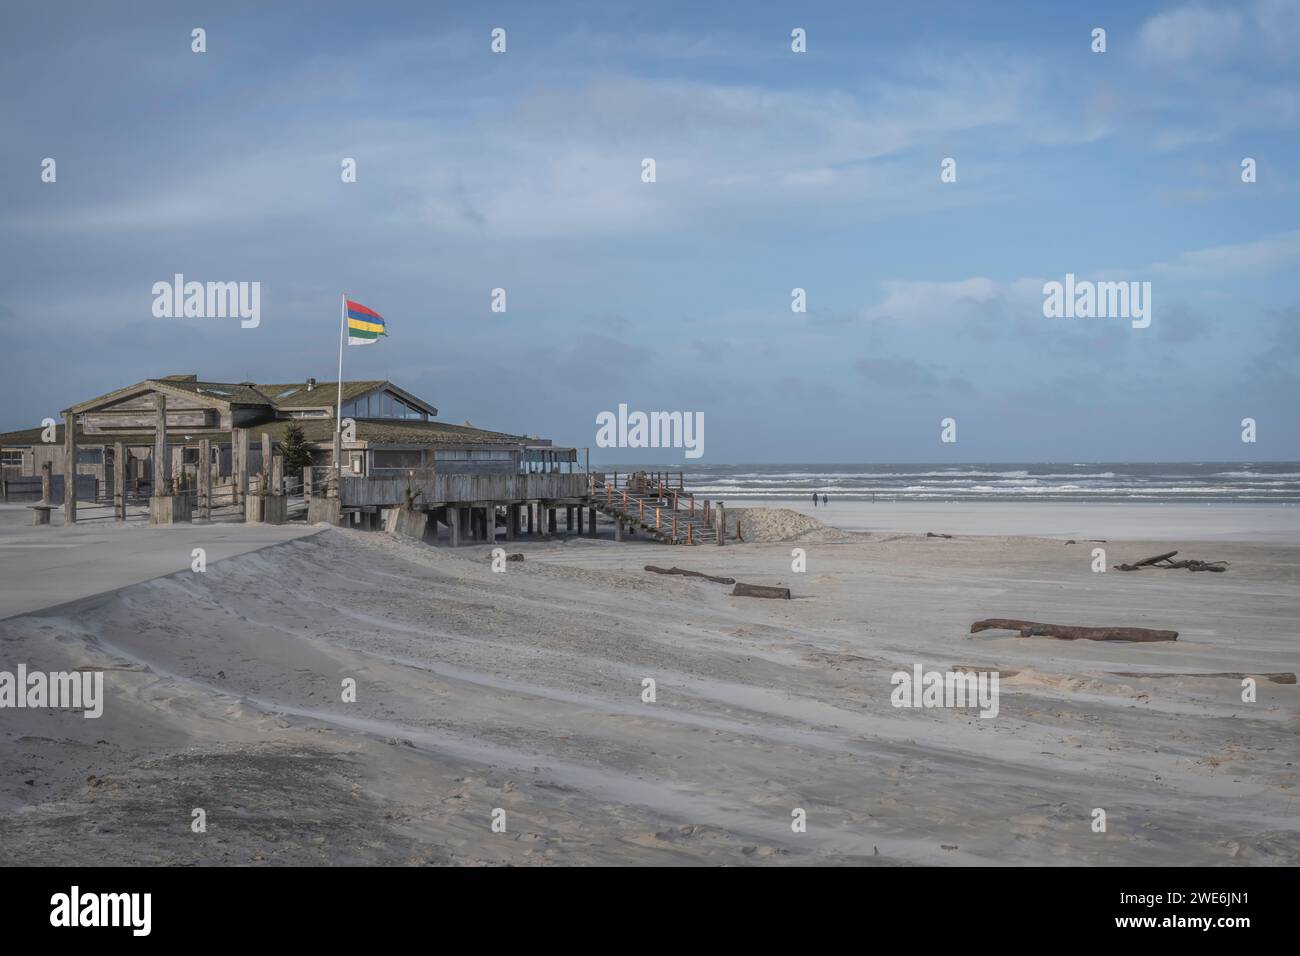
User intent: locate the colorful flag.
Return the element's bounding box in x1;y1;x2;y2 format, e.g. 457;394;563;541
345;299;386;345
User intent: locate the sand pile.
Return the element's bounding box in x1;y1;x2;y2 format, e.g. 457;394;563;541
730;507;853;543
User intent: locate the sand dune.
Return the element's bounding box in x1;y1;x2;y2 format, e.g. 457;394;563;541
1;520;1297;865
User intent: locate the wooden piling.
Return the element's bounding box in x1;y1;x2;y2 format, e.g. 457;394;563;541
233;427;248;507
152;393;168;497
198;439;211;519
63;410;77;524
271;452;283;498
588;506;596;537
261;433;273;490
113;441;125;521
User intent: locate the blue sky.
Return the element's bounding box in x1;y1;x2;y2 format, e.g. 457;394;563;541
1;0;1297;463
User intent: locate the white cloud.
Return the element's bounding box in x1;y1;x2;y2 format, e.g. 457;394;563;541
1147;230;1300;279
1139;5;1245;63
862;277;1043;322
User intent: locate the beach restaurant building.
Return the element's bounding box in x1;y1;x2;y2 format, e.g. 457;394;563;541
0;374;579;497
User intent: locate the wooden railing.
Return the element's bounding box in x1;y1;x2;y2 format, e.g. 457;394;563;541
338;471;589;507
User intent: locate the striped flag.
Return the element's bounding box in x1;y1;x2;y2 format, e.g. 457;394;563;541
345;299;387;345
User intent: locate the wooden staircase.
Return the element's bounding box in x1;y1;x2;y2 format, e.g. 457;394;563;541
590;473;717;545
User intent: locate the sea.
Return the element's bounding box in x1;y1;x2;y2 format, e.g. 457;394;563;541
596;463;1300;504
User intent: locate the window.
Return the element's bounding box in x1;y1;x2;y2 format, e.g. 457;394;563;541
183;448;200;464
1;451;22;467
76;449;103;465
372;450;423;469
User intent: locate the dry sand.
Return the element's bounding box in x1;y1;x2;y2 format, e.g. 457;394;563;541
1;508;1297;865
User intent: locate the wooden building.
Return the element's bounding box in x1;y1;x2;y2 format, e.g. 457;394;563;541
0;374;578;501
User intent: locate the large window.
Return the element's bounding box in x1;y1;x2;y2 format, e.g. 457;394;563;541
342;391;427;420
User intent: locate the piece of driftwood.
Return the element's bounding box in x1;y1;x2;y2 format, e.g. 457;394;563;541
1113;550;1178;570
644;565;735;585
732;582;791;599
506;553;524;562
926;532;953;539
1114;550;1228;573
1163;559;1228;572
954;666;1293;684
970;619;1178;642
1111;671;1295;684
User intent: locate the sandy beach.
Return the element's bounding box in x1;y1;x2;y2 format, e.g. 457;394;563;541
724;499;1300;543
2;504;1296;866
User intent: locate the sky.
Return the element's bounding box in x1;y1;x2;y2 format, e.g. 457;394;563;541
1;0;1297;464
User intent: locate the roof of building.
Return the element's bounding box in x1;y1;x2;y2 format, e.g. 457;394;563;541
253;381;385;408
244;418;535;447
0;418;549;449
61;376;435;415
1;376;552;449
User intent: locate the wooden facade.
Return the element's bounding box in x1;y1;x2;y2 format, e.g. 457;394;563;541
0;375;581;530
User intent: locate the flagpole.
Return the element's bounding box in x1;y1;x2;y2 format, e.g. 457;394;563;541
336;293;345;475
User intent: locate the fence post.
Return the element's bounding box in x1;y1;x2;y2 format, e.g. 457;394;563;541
198;439;211;520
64;410;78;524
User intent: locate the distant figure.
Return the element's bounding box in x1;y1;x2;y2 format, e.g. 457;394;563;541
822;494;828;506
812;492;818;508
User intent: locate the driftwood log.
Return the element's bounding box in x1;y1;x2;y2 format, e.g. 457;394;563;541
505;553;524;562
644;565;735;585
1114;550;1228;572
732;583;791;600
954;665;1293;684
970;619;1178;642
1110;671;1295;684
926;532;953;539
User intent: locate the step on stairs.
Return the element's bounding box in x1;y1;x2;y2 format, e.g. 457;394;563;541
591;478;717;545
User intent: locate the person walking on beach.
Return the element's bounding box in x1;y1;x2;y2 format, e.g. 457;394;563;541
822;494;828;507
812;492;818;508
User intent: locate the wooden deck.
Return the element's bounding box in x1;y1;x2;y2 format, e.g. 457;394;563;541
339;472;589;507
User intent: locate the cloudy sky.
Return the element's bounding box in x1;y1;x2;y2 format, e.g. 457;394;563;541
2;0;1297;463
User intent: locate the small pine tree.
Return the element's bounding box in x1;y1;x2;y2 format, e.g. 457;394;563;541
279;422;313;480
